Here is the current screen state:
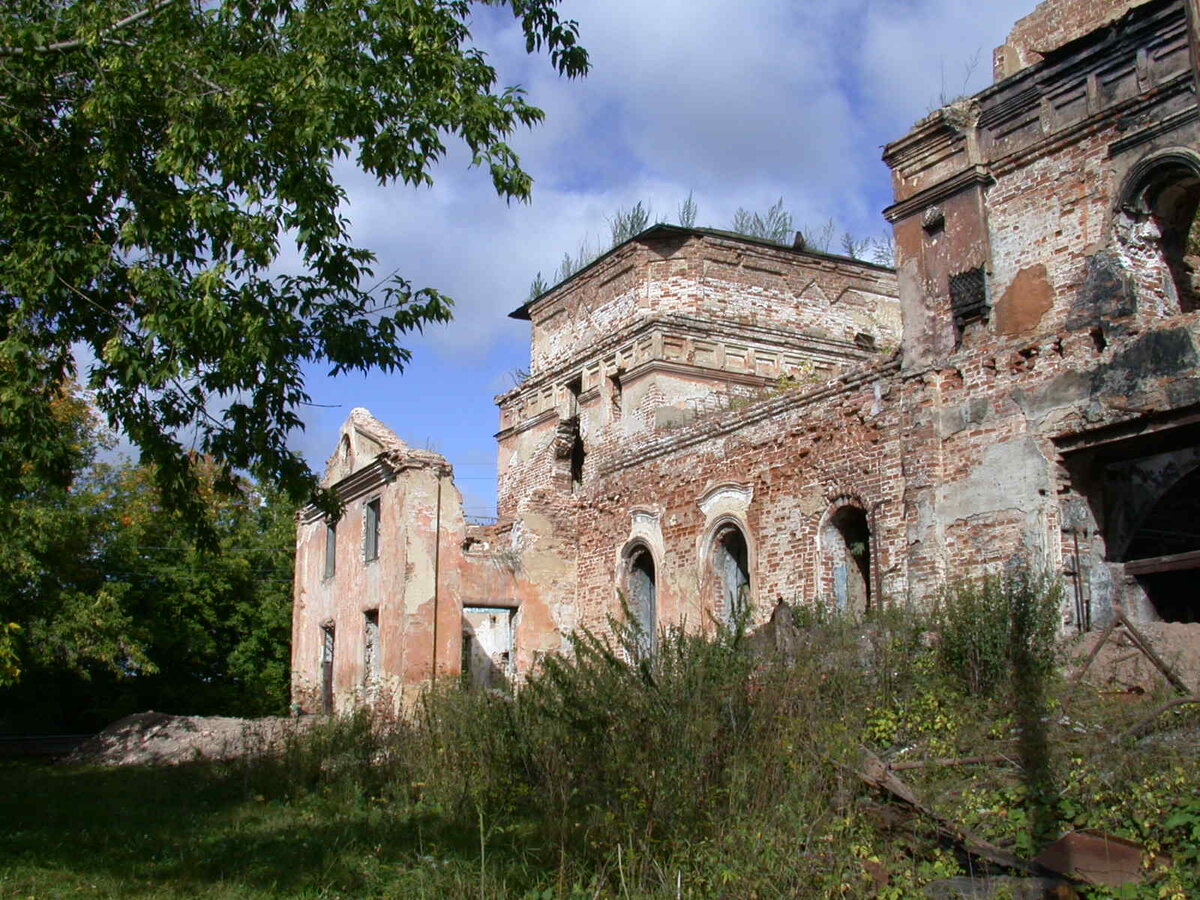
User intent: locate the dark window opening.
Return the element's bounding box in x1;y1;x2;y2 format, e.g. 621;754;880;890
609;372;623;420
626;546;657;652
712;524;751;625
1121;466;1200;623
324;522;337;579
827;506;872;616
570;430;586;489
949;267;988;341
320;624;335;715
364;498;381;562
363;609;380;692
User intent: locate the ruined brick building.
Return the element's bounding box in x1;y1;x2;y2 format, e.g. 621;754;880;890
292;0;1200;712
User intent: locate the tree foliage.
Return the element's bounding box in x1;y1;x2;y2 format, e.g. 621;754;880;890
676;189;697;228
0;388;298;731
0;0;587;519
730;197;792;245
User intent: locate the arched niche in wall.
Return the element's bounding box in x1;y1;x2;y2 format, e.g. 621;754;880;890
1118;148;1200;313
617;507;664;649
820;498;873;618
696;483;755;627
706;518;752;626
621;541;658;652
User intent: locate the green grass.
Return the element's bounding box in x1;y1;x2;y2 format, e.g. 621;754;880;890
0;760;541;899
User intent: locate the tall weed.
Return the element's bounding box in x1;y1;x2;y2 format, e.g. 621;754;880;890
934;564;1060;696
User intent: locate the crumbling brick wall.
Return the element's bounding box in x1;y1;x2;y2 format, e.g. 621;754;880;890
293;0;1200;709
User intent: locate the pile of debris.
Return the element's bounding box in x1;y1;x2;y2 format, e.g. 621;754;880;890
66;711;309;767
1069;617;1200;696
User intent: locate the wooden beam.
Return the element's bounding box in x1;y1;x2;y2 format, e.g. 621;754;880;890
1116;610;1193;695
1123;548;1200;576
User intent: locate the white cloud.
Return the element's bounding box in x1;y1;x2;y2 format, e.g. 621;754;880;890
323;0;1041;353
290;0;1043;510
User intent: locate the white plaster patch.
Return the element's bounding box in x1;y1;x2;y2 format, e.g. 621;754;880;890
939;436;1050;524
698;483;754;517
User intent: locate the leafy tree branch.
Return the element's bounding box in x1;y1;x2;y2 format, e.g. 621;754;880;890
0;0;588;524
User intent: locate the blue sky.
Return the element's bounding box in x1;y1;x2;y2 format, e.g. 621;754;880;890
293;0;1041;517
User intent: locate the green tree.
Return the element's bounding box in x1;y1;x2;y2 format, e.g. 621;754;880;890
0;0;587;519
0;387;299;730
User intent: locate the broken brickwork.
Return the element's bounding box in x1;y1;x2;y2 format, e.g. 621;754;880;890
292;0;1200;708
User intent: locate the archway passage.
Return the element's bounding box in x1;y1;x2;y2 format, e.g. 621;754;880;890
626;546;657;651
826;506;871;616
713;524;750;625
1122;466;1200;622
1150;175;1200;312
1127;155;1200;312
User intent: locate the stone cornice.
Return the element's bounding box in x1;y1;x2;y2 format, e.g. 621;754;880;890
883;0;1194;221
991;72;1195;177
1106;98;1200;158
495;312;879;406
510;225;895;322
300;452;449;523
494;408;557;442
883;167;995;223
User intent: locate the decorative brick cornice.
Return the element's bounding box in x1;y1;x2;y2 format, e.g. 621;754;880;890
495;312;877;407
597;358;902;477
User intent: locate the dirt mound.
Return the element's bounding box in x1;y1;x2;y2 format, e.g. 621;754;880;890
66;711;309;767
1070;622;1200;694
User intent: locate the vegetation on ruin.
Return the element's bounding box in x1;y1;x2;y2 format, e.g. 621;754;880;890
525;195;896;302
0;0;587;522
3;569;1199;898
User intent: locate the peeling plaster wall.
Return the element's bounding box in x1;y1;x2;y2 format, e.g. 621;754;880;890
882;0;1200;624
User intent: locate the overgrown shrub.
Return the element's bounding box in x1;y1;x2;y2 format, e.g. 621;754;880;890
215;575;1200;898
934;564;1061;696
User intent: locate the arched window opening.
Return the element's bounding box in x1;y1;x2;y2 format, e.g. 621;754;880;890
320;623;335;715
1125;155;1200;313
1147;175;1199;312
712;523;750;625
625;545;657;652
825;506;872;617
1120;466;1200;623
